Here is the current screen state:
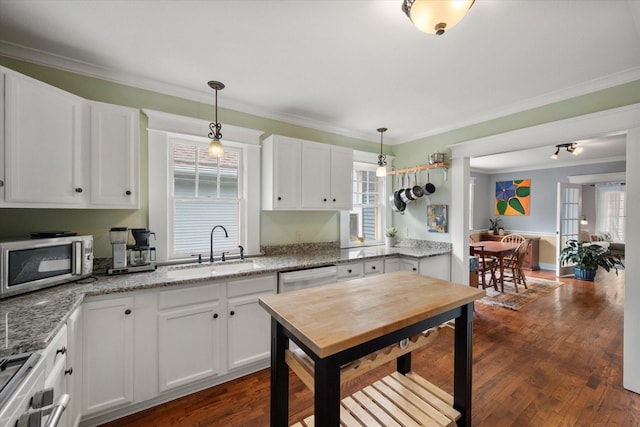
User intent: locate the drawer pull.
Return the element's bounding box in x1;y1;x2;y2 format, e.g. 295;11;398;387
125;190;132;196
56;347;67;356
124;309;132;315
65;367;73;376
230;310;235;316
75;187;83;193
347;269;352;273
371;266;376;270
213;313;218;319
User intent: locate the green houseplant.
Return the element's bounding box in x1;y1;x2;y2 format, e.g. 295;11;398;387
559;239;624;281
385;226;398;247
489;216;502;235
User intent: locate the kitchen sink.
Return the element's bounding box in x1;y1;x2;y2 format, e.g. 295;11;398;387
166;260;264;279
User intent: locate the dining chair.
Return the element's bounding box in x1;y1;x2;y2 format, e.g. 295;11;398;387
500;233;527;244
471;245;498;291
500;233;527;264
502;240;530;292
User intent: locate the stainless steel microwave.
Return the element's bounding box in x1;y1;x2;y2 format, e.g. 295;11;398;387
0;235;93;299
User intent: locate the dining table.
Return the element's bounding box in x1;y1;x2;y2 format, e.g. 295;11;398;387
471;241;520;287
259;270;485;427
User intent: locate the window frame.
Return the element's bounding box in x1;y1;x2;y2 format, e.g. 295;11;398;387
146;109;262;262
340;150;393;248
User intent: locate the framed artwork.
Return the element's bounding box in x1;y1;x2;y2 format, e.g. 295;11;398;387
495;179;530;216
427;204;448;233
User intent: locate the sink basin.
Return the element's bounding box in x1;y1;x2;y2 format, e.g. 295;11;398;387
166;260;264;279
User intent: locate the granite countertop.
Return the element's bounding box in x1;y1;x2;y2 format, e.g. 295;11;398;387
0;241;451;357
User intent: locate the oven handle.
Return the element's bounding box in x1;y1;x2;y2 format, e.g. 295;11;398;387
44;394;70;427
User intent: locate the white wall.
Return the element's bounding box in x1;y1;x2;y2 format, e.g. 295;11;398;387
624;127;640;393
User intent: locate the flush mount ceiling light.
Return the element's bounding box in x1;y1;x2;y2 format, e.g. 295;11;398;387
401;0;475;35
550;142;583;160
376;127;388;177
207;80;225;157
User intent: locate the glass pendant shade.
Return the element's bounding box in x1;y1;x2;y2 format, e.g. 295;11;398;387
208;138;224;157
403;0;474;35
376;165;387;177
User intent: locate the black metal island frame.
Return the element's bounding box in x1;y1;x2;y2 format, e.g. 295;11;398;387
259;270;485;427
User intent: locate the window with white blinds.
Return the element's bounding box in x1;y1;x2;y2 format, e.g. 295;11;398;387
172;142;241;257
348;163;383;244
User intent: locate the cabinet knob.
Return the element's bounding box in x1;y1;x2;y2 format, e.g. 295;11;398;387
230;310;235;316
124;308;132;315
348;269;352;273
277;196;282;201
323;198;327;202
333;198;336;202
65;367;73;376
0;180;3;187
213;313;218;319
75;187;83;193
371;266;376;270
413;267;417;271
56;346;66;355
125;190;132;196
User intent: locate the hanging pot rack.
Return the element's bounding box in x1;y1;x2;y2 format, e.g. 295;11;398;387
388;162;449;180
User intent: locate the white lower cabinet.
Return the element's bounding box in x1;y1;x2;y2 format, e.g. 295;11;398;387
82;296;134;415
385;257;419;273
157;284;222;392
226;275;276;371
419;254;452;281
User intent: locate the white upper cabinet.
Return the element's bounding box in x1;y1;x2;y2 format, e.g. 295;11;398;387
262;135;302;210
89;101;140;208
0;66;140;209
2;70;85;206
262;134;353;211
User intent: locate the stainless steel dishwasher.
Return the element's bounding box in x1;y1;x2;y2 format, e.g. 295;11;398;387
278;265;338;293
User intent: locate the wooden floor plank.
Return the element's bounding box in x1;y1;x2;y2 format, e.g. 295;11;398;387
101;270;640;427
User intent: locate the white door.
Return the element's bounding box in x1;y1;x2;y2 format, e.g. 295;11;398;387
227;292;272;370
90;101;139;208
158;301;221;391
556;182;582;277
4;73;85;205
329;146;354;210
82;296;134;414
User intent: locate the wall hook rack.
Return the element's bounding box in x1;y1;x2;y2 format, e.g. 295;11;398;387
387;163;449;181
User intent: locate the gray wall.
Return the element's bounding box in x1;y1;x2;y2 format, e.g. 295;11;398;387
473;160;625;233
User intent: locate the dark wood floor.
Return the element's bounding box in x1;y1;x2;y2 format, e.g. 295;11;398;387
101;269;640;426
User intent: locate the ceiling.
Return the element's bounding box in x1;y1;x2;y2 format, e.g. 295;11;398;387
1;1;639;156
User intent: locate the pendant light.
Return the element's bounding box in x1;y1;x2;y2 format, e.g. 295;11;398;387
376;127;388;177
207;81;225;157
401;0;475;35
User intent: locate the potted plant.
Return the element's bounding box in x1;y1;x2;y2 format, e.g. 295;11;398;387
559;239;624;281
489;216;502;235
385;226;398;247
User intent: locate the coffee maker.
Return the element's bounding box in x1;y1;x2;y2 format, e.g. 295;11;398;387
107;227;157;275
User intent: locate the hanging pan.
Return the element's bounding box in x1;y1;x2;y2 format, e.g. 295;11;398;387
390;172;406;213
424;170;436;195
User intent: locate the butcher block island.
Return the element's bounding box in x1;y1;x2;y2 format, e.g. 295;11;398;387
259;271;485;427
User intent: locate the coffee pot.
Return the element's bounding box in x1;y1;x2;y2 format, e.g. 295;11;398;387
107;227;157;275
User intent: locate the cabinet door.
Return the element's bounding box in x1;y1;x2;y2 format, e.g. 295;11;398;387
89;101;139;208
263;136;301;209
384;258;400;273
301;141;331;209
227;291;273;370
158;301;221;392
399;258;420;273
82;296;134;415
329;146;353;210
4;72;85;205
419;254;451;281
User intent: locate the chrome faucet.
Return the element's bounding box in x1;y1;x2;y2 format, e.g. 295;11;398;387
210;225;229;263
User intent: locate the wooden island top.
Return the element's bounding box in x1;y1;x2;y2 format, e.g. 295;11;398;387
259;271;485;358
